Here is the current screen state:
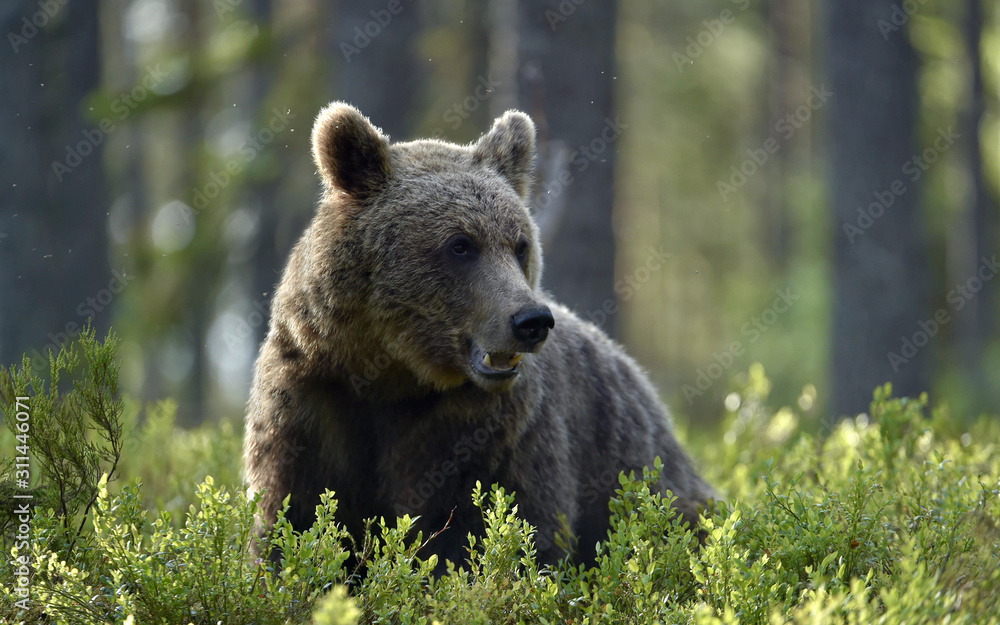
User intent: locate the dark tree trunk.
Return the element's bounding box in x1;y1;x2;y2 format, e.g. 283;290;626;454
247;0;282;355
763;0;811;270
0;0;108;367
953;0;996;412
826;0;929;417
177;0;210;426
331;0;425;139
487;0;520;119
516;0;619;334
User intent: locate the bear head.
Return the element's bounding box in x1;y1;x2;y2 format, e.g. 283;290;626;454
305;102;554;394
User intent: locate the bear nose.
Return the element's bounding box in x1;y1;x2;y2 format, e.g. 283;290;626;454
510;306;555;347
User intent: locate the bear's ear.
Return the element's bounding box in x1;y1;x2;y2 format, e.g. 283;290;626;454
311;102;391;200
473;110;536;199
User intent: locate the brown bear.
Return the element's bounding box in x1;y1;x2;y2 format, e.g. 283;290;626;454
243;102;713;569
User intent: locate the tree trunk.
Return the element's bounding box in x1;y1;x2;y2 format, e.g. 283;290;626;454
247;0;282;357
826;0;929;418
952;0;995;412
516;0;619;334
331;0;425;139
487;0;520;119
0;1;108;367
763;0;811;270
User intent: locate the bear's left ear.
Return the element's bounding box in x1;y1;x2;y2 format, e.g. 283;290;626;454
473;110;536;199
311;102;391;200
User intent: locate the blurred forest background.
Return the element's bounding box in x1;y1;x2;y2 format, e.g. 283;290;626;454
0;0;998;432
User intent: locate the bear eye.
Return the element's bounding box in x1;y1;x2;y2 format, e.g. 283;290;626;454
446;235;477;260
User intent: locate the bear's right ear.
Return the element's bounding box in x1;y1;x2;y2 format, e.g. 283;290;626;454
311;102;391;200
473;110;536;199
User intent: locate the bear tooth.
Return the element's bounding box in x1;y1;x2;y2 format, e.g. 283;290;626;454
483;353;492;367
509;354;522;366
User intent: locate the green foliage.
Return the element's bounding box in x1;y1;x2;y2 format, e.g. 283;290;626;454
1;475;355;624
2;333;999;624
115;398;243;520
312;586;361;625
0;323;125;558
550;461;702;622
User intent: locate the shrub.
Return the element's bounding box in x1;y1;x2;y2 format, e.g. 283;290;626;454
1;330;997;624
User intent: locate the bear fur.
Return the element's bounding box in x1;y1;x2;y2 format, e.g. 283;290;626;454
244;102;713;568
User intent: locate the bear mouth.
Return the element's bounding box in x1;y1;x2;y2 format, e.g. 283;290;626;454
469;343;523;380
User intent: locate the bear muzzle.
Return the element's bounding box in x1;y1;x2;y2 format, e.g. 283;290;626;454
466;305;554;385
